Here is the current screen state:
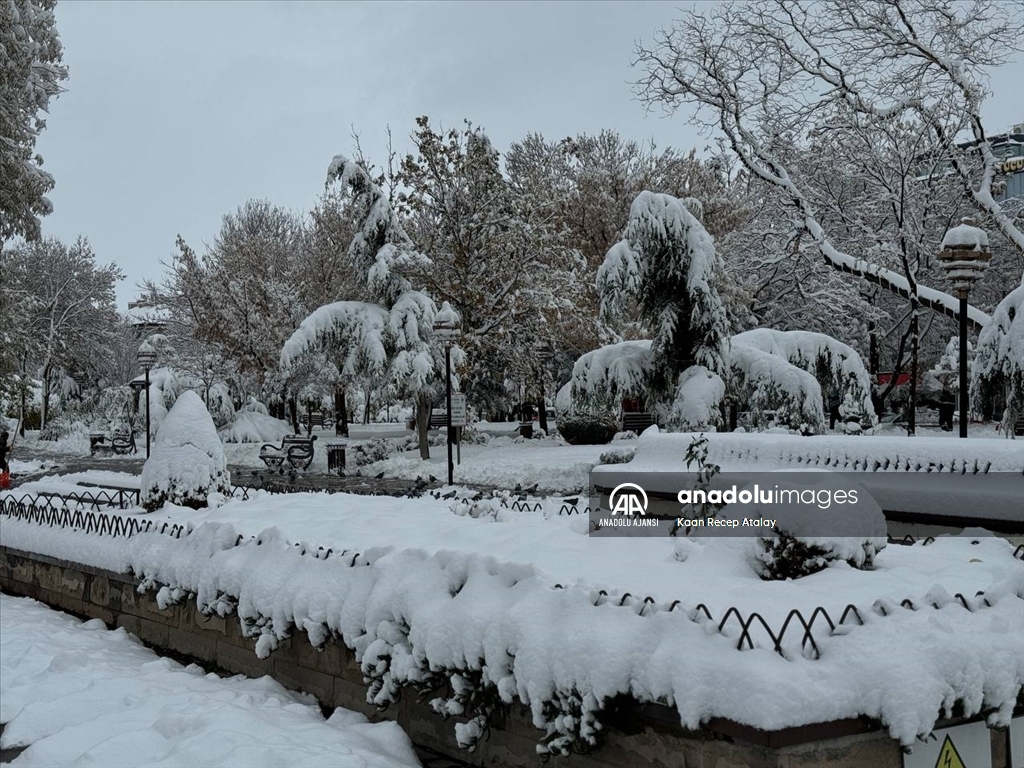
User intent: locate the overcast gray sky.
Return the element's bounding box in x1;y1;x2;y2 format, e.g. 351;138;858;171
35;1;1024;308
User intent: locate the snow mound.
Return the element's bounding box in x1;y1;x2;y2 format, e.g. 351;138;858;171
141;391;231;512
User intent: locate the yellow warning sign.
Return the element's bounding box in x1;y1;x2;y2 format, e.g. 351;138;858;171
934;735;967;768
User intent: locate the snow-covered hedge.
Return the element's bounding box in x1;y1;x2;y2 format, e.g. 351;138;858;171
141;391;231;512
557;411;619;445
732;329;876;428
728;344;826;434
220;412;290;444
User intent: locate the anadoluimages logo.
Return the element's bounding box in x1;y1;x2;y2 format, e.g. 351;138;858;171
608;483;648;516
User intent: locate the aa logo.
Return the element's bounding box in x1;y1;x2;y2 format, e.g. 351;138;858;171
934;735;966;768
608;483;648;516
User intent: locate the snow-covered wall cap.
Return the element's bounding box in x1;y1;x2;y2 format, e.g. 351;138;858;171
941;217;990;251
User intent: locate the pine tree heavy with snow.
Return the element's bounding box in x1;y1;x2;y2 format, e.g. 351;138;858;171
281;155;439;457
598;192;730;399
0;0;68;242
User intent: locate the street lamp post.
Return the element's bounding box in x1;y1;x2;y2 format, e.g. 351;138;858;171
432;302;461;485
137;342;159;457
938;218;992;439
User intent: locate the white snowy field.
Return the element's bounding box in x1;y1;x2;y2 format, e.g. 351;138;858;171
0;594;421;768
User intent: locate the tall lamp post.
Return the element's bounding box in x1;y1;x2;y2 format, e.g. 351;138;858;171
433;301;461;485
938;218;991;439
137;342;158;457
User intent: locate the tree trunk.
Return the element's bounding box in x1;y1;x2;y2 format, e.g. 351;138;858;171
288;397;299;434
907;307;920;437
40;364;51;433
416;393;431;460
339;391;350;437
334;388;345;436
364;389;372;425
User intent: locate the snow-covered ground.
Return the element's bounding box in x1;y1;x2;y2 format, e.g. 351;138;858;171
0;594;421;768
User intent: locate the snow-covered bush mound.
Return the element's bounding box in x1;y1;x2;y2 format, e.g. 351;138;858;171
557;411;619;445
599;447;635;465
668;365;725;431
726;471;887;580
141;391;231;512
221;412;290;444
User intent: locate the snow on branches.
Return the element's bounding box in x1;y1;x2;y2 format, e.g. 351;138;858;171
597;192;730;390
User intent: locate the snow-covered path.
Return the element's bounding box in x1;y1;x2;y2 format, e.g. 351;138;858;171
0;594;421;768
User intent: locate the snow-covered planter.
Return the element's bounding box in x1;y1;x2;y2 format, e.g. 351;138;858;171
557;411;619;445
140;390;231;512
729;471;888;580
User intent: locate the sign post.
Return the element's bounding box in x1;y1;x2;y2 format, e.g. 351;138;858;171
451;394;466;465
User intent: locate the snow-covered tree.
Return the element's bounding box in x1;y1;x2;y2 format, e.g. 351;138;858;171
3;237;122;430
140;390;230;512
634;0;1024;330
398;117;576;412
598;192;730;402
667;366;725;431
972;283;1024;435
286;154;438;457
0;0;68;242
569;339;655;412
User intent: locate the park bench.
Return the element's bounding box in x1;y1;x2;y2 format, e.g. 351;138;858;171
300;412;333;430
259;434;317;471
89;428;137;456
429;410;449;429
621;412;656;434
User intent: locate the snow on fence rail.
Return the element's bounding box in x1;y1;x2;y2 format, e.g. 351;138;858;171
2;491;1021;658
629;431;1024;474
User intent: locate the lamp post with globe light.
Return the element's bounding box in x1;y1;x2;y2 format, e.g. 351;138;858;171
137;341;159;457
432;302;461;485
938;218;992;438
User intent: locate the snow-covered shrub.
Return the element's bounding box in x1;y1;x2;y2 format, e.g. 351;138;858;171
239;397;269;415
220;412;290;444
728;344;825;434
351;438;400;466
972;282;1024;435
729;471;887;580
599;448;635;465
667;365;725;431
140;390;231;512
732;329;876;429
557;411;618;445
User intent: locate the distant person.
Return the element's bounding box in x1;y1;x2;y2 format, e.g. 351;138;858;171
938;390;955;432
0;428;10;487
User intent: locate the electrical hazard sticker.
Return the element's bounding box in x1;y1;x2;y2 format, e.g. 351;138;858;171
933;735;966;768
903;721;992;768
